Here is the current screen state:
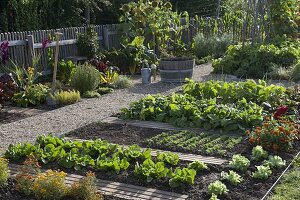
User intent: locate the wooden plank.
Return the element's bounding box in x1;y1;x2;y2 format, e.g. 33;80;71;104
9;164;188;200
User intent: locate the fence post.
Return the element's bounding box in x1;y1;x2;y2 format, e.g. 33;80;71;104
27;35;35;67
103;26;110;50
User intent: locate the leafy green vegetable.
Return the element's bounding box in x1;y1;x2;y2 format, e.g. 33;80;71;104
252;165;272;180
169;168;196;188
229;154;250;172
134;159;170;182
207;180;228;195
157;152;179;166
251;146;268;161
188;161;208;172
220;170;243;185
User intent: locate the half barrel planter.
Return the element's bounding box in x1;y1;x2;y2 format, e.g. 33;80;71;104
159;57;195;83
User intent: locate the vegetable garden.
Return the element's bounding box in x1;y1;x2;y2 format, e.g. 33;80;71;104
0;0;299;200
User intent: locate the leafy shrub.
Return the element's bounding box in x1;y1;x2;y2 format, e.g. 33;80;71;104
207;180;228;196
247;117;299;151
70;64;100;94
290;61;300;81
83;91;101;98
252;165;272;180
32;170;67;200
112;75;133;89
194;33;232;58
212;43;299;79
251;146;268;161
169;168;196;188
97;87;114;95
58;60;76;83
263;156;286;169
12;84;49;107
220;170;243;186
76;26;99;59
52;90;81;105
229;154;250;172
187;161;208;172
0;158;9;186
67;172;102;200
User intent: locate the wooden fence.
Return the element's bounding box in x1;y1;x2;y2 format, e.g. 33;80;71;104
0;24;122;72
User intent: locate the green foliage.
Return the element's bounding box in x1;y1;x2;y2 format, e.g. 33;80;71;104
97;87;114;95
134;159;170;183
52;90;81;105
100;67;119;84
290;61;300;81
251;146;268;161
207;180;228;196
194;33;232;58
0;158;9;187
209;193;220;200
263;156;286;169
220;170;243;186
82;91;101;98
112;75;133;89
70;64;100;94
12;84;49;107
147;130;242;157
157;152;179;166
58;60;76;83
252;165;272;180
187;161;208;172
76;26;99;59
169;168;196;188
212;43;299;79
229;154;250;172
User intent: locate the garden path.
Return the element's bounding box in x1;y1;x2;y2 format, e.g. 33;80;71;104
0;63;213;151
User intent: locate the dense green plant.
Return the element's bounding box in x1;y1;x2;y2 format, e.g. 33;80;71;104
263;156;286;169
194;33;232;58
51;90;81;105
12;84;49;107
212;43;299;79
252;165;272;180
207;180;228;196
97;87;114;95
82;91;101;98
187;160;208;172
76;26;99;59
157;152;179;166
0;158;9;186
251;146;268;161
290;61;300;81
112;75;132;89
134;159;170;182
220;170;243;186
229;154;250;172
58;60;76;83
70;63;100;94
169;168;196;188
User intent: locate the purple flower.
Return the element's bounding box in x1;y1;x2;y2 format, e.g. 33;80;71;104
42;38;49;49
0;41;9;64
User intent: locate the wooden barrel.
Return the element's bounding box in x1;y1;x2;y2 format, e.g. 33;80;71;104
159;57;194;83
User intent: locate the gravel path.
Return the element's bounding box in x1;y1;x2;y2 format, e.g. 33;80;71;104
0;63;213;150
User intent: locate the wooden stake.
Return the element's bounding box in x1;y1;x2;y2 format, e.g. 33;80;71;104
51;32;63;93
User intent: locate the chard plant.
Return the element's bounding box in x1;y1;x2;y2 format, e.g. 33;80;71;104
229;154;250;172
220;170;243;186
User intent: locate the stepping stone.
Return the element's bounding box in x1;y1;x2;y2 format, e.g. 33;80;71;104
67;137;228;165
9;164;188;200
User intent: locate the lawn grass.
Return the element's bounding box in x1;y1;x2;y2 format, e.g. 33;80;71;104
269;155;300;200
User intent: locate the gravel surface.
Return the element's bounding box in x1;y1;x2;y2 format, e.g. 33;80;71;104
0;63;213;150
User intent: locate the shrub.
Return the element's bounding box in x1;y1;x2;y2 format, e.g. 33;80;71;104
212;43;299;79
76;26;99;59
52;90;81;105
12;84;50;107
97;87;114;95
247;117;299;151
207;180;228;196
70;64;100;94
58;60;76;83
0;158;9;187
194;33;232;58
67;172;102;200
220;170;243;186
32;170;67;200
229;154;250;172
112;75;133;89
290;61;300;81
83;91;101;98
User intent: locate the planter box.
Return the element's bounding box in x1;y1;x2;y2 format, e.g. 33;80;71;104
159;57;194;83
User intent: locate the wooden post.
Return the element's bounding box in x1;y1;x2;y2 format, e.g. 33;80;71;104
103;26;110;50
51;32;63;93
27;35;35;67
